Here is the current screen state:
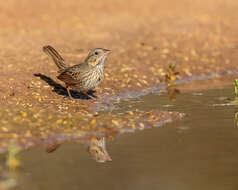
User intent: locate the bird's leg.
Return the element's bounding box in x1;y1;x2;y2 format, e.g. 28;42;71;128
81;90;96;100
89;94;97;100
87;89;97;99
81;90;88;98
66;85;73;99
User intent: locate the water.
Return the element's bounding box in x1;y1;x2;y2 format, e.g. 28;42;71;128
4;87;238;190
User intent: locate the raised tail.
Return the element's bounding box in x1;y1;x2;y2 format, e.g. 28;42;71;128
43;45;69;71
45;142;61;153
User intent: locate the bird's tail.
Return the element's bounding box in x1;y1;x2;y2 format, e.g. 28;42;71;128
43;45;69;72
45;142;61;153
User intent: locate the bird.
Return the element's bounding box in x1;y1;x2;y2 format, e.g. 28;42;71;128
88;137;112;162
46;137;112;163
43;45;111;99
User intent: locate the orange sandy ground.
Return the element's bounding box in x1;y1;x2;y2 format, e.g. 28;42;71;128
0;0;237;151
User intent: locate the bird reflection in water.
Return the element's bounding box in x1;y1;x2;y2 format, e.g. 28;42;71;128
46;136;112;163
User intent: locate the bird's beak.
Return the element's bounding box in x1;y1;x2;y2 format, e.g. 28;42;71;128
105;155;112;162
99;153;112;163
104;49;111;55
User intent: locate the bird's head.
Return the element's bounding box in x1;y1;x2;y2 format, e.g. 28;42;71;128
85;48;111;67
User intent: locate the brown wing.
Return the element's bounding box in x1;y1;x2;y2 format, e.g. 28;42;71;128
57;71;80;84
57;63;89;84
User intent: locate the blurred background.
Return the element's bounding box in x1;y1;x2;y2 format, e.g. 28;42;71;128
1;0;237;88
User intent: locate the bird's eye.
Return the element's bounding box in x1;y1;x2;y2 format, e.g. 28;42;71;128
95;51;98;55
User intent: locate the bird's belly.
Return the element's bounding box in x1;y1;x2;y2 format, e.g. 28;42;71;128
72;71;104;91
84;75;104;90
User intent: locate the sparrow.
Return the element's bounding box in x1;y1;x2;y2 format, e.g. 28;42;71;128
43;45;110;99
